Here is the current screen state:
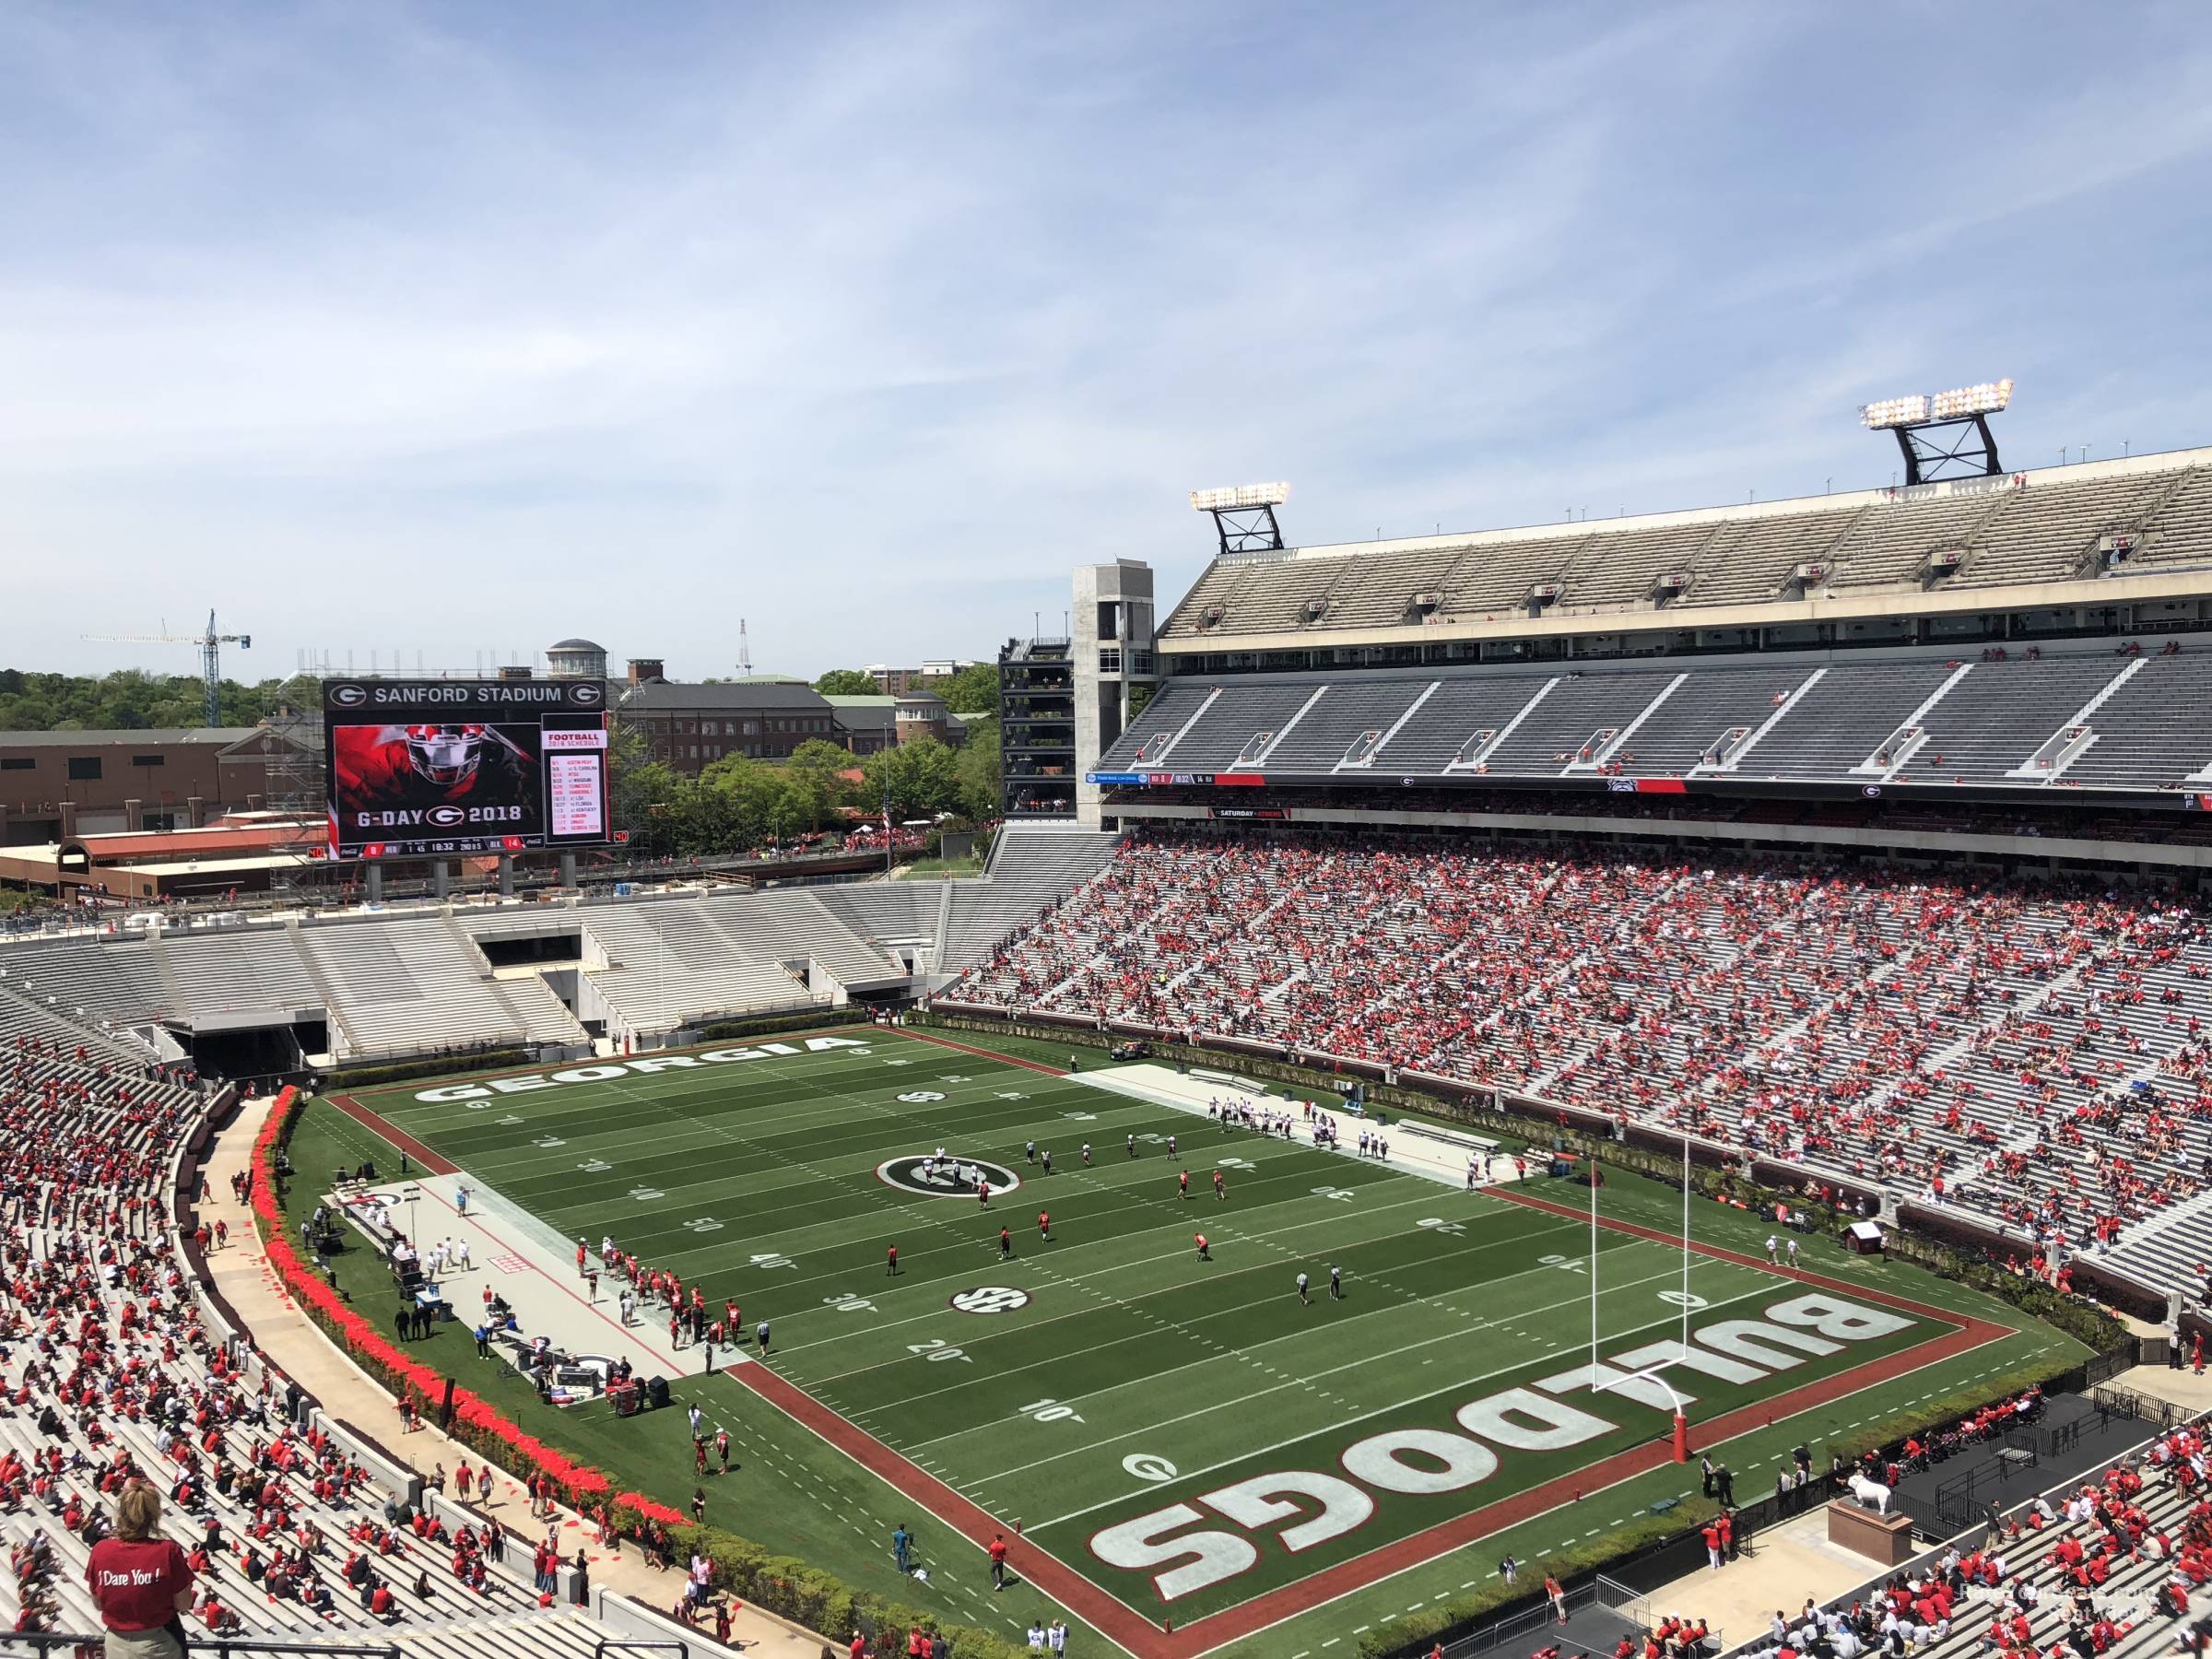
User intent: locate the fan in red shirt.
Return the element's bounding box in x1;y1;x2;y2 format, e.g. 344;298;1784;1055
87;1485;195;1655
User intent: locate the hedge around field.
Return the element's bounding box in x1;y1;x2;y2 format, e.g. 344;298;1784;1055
270;1023;2125;1659
330;1049;534;1089
697;1005;871;1042
667;1521;1029;1659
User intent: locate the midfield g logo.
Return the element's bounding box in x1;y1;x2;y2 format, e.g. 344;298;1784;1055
949;1286;1031;1314
875;1154;1022;1199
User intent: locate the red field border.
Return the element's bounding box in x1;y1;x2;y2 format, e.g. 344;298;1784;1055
900;1027;1072;1077
729;1360;1170;1653
728;1276;2008;1659
329;1094;461;1175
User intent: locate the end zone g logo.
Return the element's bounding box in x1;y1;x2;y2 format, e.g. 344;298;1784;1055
876;1155;1021;1199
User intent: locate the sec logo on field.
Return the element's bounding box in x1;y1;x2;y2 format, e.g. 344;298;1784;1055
949;1287;1031;1315
875;1155;1022;1200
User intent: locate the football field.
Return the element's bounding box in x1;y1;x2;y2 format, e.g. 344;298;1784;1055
312;1026;2074;1659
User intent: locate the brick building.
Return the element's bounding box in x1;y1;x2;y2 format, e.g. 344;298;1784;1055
0;727;278;845
617;679;838;771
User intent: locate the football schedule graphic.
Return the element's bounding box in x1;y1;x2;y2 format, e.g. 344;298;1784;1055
323;678;610;859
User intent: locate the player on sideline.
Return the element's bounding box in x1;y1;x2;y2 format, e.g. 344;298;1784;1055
1296;1270;1310;1305
1194;1232;1210;1261
1179;1171;1190;1200
1168;1133;1178;1157
755;1319;771;1357
1467;1155;1481;1191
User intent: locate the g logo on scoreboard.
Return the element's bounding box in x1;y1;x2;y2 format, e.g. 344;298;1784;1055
876;1155;1021;1199
427;806;466;828
569;683;606;706
329;683;369;708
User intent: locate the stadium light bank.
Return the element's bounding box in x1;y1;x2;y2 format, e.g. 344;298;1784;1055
1190;481;1291;557
1856;379;2016;486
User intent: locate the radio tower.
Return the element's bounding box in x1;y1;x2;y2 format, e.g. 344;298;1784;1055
738;618;753;677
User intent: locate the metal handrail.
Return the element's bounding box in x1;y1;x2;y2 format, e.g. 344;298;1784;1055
0;1635;402;1659
593;1640;690;1659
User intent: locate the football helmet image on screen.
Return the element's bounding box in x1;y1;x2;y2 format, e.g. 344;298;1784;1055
332;722;540;832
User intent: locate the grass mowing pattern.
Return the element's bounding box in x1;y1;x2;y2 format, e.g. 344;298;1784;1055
286;1030;2089;1658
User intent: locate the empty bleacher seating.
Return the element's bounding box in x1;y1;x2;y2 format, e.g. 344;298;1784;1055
1090;645;2212;793
1159;453;2212;644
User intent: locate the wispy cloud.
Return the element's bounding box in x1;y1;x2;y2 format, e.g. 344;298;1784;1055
1;1;2207;678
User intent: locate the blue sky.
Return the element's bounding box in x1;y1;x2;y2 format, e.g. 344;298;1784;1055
5;2;2209;682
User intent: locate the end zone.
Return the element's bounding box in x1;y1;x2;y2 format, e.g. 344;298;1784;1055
722;1254;2003;1659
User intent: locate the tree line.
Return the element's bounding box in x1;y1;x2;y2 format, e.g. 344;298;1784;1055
0;668;319;731
609;729;1001;858
811;664;998;712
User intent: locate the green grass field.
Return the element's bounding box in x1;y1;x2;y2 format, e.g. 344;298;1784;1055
285;1028;2091;1659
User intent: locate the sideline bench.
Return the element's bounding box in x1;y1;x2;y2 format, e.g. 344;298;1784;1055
1395;1120;1500;1157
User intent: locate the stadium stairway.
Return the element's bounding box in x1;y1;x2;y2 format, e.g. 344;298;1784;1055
935;823;1122;973
2100;1186;2212;1295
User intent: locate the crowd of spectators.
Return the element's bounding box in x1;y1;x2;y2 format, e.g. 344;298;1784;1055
1734;1420;2212;1659
0;1018;561;1641
953;829;2212;1271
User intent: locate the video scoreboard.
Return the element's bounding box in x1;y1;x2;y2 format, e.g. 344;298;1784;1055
323;677;613;859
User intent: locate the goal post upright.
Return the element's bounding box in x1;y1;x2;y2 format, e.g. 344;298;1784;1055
1588;1152;1599;1387
1681;1125;1692;1357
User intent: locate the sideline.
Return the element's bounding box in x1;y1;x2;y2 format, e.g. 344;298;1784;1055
697;1041;2008;1659
201;1095;829;1659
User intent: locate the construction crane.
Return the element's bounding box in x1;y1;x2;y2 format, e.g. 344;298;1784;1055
81;610;253;728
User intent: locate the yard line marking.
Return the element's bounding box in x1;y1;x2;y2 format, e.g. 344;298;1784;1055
942;1251;1748;1479
785;1191;1509;1364
816;1215;1626;1416
1013;1268;1786;1526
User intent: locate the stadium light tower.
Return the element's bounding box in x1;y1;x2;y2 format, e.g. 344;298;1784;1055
1190;483;1290;556
1858;380;2016;486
